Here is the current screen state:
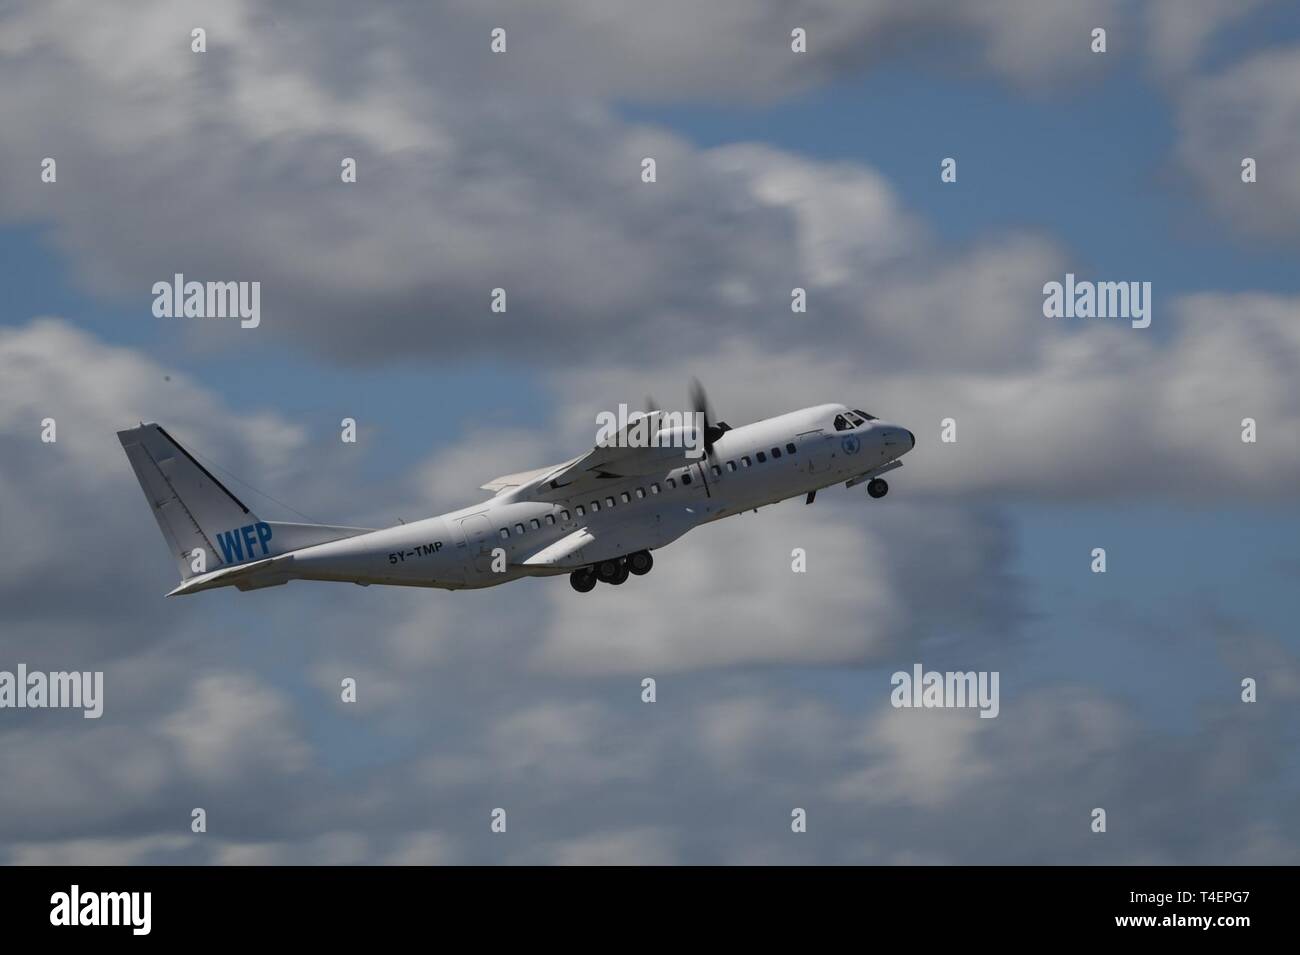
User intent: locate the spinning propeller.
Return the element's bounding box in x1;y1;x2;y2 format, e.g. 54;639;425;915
689;377;731;458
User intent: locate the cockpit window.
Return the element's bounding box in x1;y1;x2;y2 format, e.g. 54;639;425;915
853;409;878;421
847;414;865;427
833;414;852;431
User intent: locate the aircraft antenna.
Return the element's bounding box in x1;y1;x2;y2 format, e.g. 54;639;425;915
187;447;324;525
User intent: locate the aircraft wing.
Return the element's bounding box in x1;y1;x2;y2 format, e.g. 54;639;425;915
480;459;579;495
485;414;698;503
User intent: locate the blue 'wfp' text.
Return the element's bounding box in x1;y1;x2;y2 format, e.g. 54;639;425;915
216;522;273;564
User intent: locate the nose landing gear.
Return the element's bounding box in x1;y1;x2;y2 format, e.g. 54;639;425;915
867;478;889;499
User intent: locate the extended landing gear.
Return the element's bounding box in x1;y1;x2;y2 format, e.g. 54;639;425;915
595;559;628;585
867;478;889;499
572;551;653;592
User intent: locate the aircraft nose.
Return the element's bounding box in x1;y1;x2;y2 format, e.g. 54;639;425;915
905;429;915;449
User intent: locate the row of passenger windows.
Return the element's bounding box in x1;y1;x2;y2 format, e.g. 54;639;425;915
711;441;798;476
499;483;663;538
498;441;800;538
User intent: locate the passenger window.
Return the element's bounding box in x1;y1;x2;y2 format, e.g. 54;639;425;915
621;492;631;503
560;509;570;521
575;505;585;517
771;447;781;459
605;496;615;508
635;488;645;499
726;461;737;472
681;472;692;485
786;443;796;454
667;478;677;489
545;514;556;525
756;451;767;463
499;528;509;539
650;483;660;494
711;464;721;477
530;519;540;530
590;501;600;512
742;456;751;467
514;523;525;535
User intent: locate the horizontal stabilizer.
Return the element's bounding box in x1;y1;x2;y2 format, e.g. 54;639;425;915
166;553;294;596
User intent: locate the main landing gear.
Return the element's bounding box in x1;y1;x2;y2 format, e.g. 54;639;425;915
596;558;630;586
867;478;889;499
570;550;653;592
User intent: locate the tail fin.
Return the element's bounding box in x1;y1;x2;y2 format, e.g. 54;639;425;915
117;424;267;580
118;423;374;585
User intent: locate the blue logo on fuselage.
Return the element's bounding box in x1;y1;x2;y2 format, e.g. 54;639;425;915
216;521;273;564
841;435;861;455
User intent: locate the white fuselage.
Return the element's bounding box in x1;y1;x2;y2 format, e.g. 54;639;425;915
286;404;913;590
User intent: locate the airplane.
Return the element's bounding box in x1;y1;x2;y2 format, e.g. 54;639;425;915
118;384;915;596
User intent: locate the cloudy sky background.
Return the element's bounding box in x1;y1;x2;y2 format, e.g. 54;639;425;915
1;0;1298;863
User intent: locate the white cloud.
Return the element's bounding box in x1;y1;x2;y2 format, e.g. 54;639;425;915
536;504;905;673
487;702;652;787
833;706;996;809
0;0;1132;370
1146;0;1266;78
537;827;677;865
7;834;192;866
712;145;923;286
1175;46;1300;238
162;674;311;784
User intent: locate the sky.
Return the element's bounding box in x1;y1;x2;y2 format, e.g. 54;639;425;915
0;0;1298;864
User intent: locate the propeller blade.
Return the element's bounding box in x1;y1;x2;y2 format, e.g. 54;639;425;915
689;378;711;424
688;378;729;455
689;378;713;453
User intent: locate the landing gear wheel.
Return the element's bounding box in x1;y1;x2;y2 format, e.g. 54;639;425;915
570;569;597;593
595;559;621;583
607;562;630;585
867;478;889;499
627;550;654;576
